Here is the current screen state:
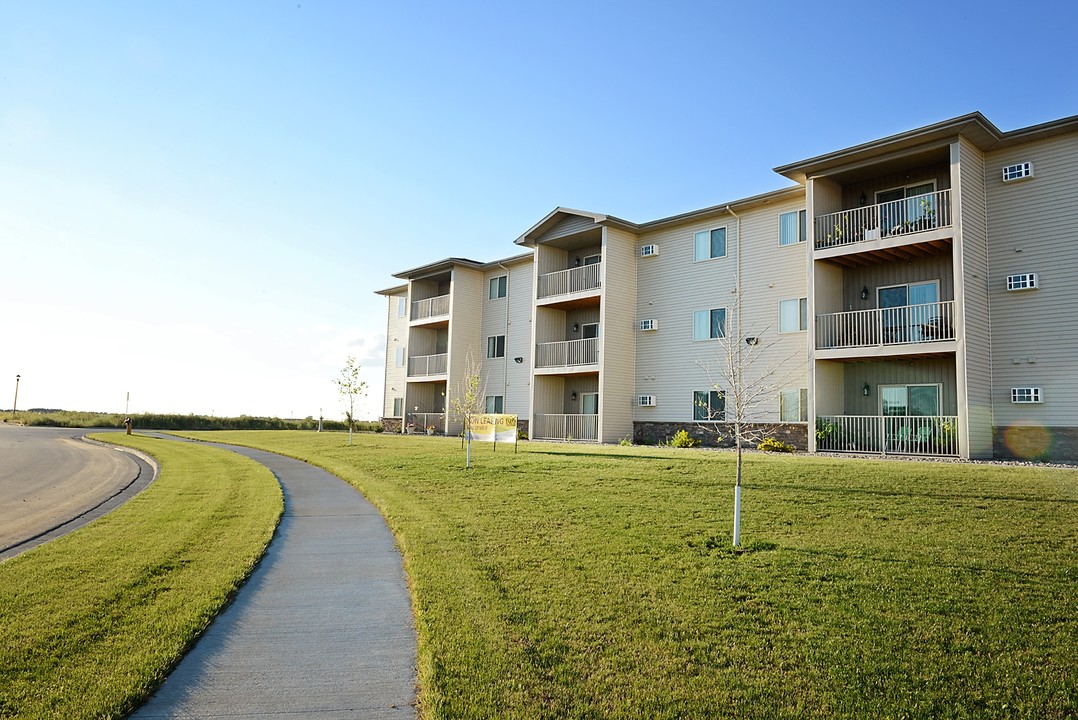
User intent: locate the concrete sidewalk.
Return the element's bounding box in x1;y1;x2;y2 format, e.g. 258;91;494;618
132;443;417;719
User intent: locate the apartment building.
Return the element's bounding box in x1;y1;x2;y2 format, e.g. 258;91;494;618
378;111;1078;461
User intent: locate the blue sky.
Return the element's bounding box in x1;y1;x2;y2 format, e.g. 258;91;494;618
2;0;1076;420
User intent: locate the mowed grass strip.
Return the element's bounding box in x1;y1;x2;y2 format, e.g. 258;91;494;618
185;431;1076;720
0;434;282;719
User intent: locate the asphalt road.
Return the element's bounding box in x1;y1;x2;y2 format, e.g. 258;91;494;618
0;425;153;559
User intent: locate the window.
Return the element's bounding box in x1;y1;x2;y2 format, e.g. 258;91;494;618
779;210;807;246
397;297;407;317
395;347;405;367
640;244;658;257
638;395;657;407
489;275;507;299
780;388;808;422
881;384;940;417
485;395;504;413
693;308;726;341
1006;273;1038;291
693;390;725;421
486;335;505;358
779;298;808;333
694;227;726;261
581;322;599;339
1002;162;1033;182
392;397;403;417
639;319;657;331
1011;387;1042;403
583;254;602;266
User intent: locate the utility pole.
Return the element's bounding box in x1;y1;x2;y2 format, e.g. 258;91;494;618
11;374;20;421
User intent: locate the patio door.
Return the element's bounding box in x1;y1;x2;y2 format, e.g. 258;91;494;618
877;181;936;234
880;384;940;453
581;393;599;415
878;281;938;343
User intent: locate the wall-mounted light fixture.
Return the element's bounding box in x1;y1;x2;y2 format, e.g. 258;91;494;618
574;258;581;266
745;337;759;346
514;356;524;364
571;391;578;401
859;192;867;206
572;323;579;332
861;285;869;301
863;383;871;397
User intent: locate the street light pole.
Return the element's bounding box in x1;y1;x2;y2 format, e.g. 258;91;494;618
12;374;20;421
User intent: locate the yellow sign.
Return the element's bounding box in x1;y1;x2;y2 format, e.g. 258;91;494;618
468;414;518;443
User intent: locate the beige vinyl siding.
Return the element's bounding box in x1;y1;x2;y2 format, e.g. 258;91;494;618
481;261;534;417
598;226;638;441
843;358;959;416
635;196;810;424
953;137;993;457
841;255;955;309
986;131;1078;427
504;261;534;416
736;196;811;424
840;162;951;209
382;292;409;417
535;215;598;243
444;266;484;435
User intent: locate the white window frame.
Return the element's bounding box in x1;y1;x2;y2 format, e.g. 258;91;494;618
485;395;504;413
583;253;602;266
392;397;403;417
397;297;407;317
395;347;405;367
1006;273;1038;291
581;322;599;340
640;244;658;257
486;335;505;359
778;209;807;246
780;388;808;422
1002;162;1034;182
779;297;808;333
876;179;937;204
693;308;727;341
1011;387;1042;403
693;226;727;262
879;383;943;417
488;275;507;300
693;390;725;421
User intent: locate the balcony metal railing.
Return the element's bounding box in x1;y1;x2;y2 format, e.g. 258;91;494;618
533;414;599;442
816;415;959;456
405;412;445;433
815;189;952;250
535;338;599;368
816;301;956;350
411;294;450;321
537;263;602;299
407;353;447;377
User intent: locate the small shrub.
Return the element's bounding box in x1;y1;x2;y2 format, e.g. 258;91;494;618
518;428;528;441
618;435;634;447
668;429;700;448
758;437;794;453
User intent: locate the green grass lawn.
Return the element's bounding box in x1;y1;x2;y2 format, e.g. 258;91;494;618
183;431;1076;720
0;434;282;719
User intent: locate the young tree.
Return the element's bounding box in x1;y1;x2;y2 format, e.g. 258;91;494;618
698;307;804;547
334;356;367;446
448;352;485;468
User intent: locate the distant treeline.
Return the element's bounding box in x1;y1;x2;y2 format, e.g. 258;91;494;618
4;409;382;433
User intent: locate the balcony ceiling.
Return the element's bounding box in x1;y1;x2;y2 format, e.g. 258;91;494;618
820;145;950;186
823;237;952;268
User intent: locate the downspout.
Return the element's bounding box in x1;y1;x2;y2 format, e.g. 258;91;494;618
498;262;511;408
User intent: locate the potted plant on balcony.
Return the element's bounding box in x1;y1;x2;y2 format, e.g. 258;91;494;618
426;425;435;435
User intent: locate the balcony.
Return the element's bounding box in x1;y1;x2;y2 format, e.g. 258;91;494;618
816;301;955;351
411;294;450;322
815;189;951;250
537;263;602;300
816;415;959;456
407;353;447;377
405;412;445;433
532;414;598;442
535;338;599;369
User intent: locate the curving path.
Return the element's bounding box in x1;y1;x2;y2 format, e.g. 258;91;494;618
132;440;418;719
